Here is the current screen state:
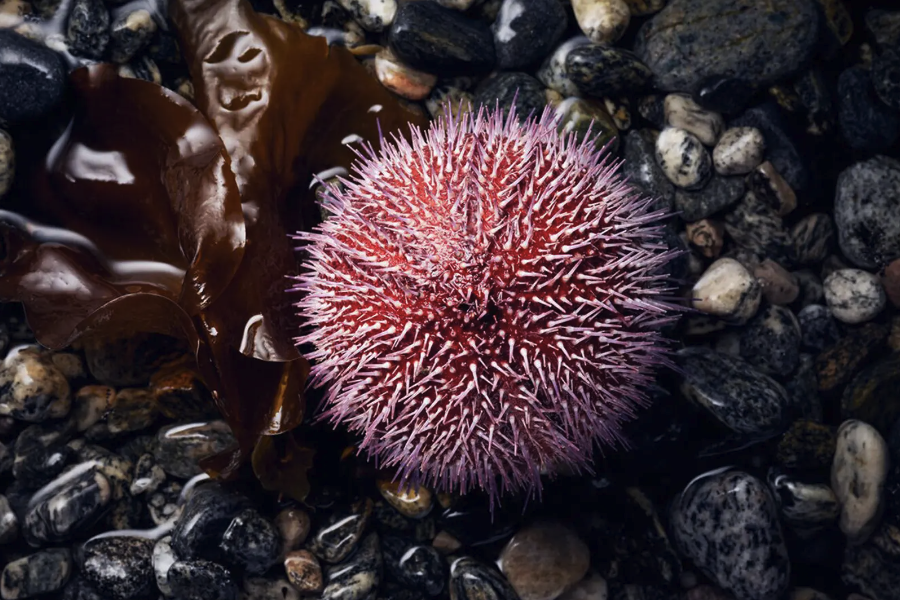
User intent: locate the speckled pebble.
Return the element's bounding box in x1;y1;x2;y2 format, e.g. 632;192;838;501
107;388;157;434
664;94;723;146
832;420;889;545
73;386;114;432
724;192;794;266
834;156;900;269
712;127;765;176
739;304;801;377
565;45;652;99
537;37;590;97
66;0;109;59
691;258;761;324
23;463;112;545
797;304;841;353
674;175;745;221
171;483;250;560
823;269;886;325
109;8;156;63
450;556;519;600
571;0;630;45
0;347;71;422
655;127;712;190
82;536;155;600
285;549;324;594
322;532;382;600
776;420;836;471
219;509;281;575
0;548;72;599
499;522;590;600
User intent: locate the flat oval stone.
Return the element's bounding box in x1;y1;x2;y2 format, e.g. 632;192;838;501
499;522;589;600
655;127;711;190
832;420;889;545
571;0;630;45
66;0;110;59
82;536;155;600
731;104;808;193
0;548;72;599
167;560;237;600
835;155;900;269
378;480;434;519
170;483;250;560
0;29;66;123
670;469;790;600
284;549;324;594
308;498;374;564
712;127;765;176
823;269;886;325
450;557;518;600
691;258;760;323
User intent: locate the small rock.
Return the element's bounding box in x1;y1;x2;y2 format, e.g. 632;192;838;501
724;192;794;266
0;548;72;599
0;348;71;422
558;573;607;600
621;129;674;208
474;71;545;120
338;0;395;32
670;469;790;600
0;129;13;200
823;269;886;325
147;480;183;526
712;127;765;176
754;259;799;306
309;498;374;564
449;557;519;600
834;156;900;269
832;420;889;544
276;507;311;555
747;161;796;217
109;8;156;63
685;220;724;259
171;483;250;560
285;549;324;594
798;305;841;353
694;76;756;116
107;388;157;434
219;509;281;575
0;29;66;123
791;213;834;266
499;522;589;600
555;97;619;153
375;49;436;101
70;444;133;500
776;420;836;471
433;530;463;554
129;453;165;496
154;420;236;479
691;258;761;324
383;536;446;596
655;127;711;190
739;304;801;377
149;363;218;421
66;0;109;58
838;67;900;153
0;494;18;544
23;463;112;546
379;480;434;519
872;48;900;111
82;536;155;600
674;175;745;221
72;386;114;432
816;322;890;393
767;470;839;538
152;535;177;597
571;0;630;45
566;45;652;99
664;94;724;146
537;37;591;97
167;560;237;600
841;354;900;436
731;104;807;193
492;0;566;69
322;533;382;600
866;9;900;50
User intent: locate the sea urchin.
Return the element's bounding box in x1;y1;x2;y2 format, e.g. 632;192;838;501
292;105;681;499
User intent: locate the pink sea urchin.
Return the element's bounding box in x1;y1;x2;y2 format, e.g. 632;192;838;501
292;105;681;499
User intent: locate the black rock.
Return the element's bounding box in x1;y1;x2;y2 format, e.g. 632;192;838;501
491;0;566;70
621;129;674;210
866;9;900;51
167;560;237;600
382;536;445;596
12;421;75;489
798;305;841;353
61;576;111;600
82;536;155;600
694;76;756;115
731;104;808;193
170;483;250;561
474;72;545;121
154;420;236;479
67;0;110;59
0;548;72;598
322;533;383;600
447;557;517;600
794;69;835;134
308;498;373;564
674;175;745;221
739;304;802;377
565;46;652;98
837;66;900;153
219;509;281;575
0;29;66;123
23;465;112;546
389;2;494;76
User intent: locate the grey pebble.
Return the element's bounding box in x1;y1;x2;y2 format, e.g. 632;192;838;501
153;420;236;479
739;304;801;377
823;269;886;325
322;532;382;600
0;548;72;599
797;305;841;353
674;175;744;221
66;0;109;59
0;348;71;423
82;536;155;600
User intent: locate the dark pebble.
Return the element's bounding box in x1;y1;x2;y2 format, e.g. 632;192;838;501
0;29;66;123
309;498;373;564
0;548;72;599
167;560;238;600
219;509;281;575
109;7;157;64
491;0;566;70
12;421;75;489
170;483;250;561
565;46;652;98
383;536;446;596
474;72;546;121
82;536;155;600
739;304;801;377
723;192;795;267
837;66;900;153
815;321;889;393
23;464;112;546
448;557;518;600
731;103;808;193
66;0;110;59
322;533;383;600
622;129;674;210
674;175;745;221
694;76;756;116
798;305;841;353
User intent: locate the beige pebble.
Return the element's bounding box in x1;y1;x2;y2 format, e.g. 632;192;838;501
375;49;436;101
284;549;324;594
754;259;799;305
571;0;630;45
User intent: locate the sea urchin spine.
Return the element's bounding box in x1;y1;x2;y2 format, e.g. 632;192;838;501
292;105;681;499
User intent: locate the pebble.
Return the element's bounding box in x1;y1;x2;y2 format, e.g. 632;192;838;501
337;0;395;32
152;535;177;596
492;0;566;70
0;29;66;123
498;522;589;600
872;48;900;111
571;0;630;45
557;573;607;600
565;45;652;99
837;67;900;153
389;1;495;76
842;522;900;600
106;388;157;434
73;386;114;432
147;480;183;525
81;536;155;600
0;129;12;200
150;364;219;422
798;305;841;353
754;259;799;305
832;420;889;545
378;480;434;519
816;321;890;393
768;470;840;538
739;304;801;377
655;127;712;190
322;532;382;600
621;129;674;208
674;175;745;221
23;463;112;546
70;444;133;501
0;548;72;599
776;420;836;471
723;192;794;267
663;94;724;146
634;0;818;93
0;348;71;422
167;560;237;600
676;347;788;436
66;0;109;58
0;494;17;544
671;469;790;600
375;49;436;101
712;127;765;176
308;498;373;563
276;507;311;554
554;97;619;153
747;161;796;217
694;76;756;117
731;104;807;193
284;550;324;594
129;453;165;496
171;483;250;560
841;354;900;437
219;508;281;575
13;420;75;488
691;258;761;324
791;213;834;267
450;557;519;600
154;420;236;479
474;71;546;120
109;8;157;64
537;37;590;97
834;156;900;269
823;269;886;325
685;220;724;259
382;536;446;595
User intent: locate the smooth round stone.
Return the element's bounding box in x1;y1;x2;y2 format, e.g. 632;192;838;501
66;0;109;58
218;509;281;575
723;192;794;267
739;304;801;377
0;129;13;200
872;48;900;111
797;305;840;353
565;45;652;99
838;67;900;153
557;573;607;600
674;175;744;221
170;483;250;560
383;536;445;595
754;259;799;306
747;161;796;217
571;0;630;45
308;498;373;564
152;535;177;596
337;0;395;31
664;94;724;146
670;469;790;600
82;536;155;600
791;213;834;266
0;548;72;599
537;37;590;97
276;507;311;554
621;129;674;208
555;98;619;153
285;549;324;594
712;127;765;176
767;469;840;538
450;557;519;600
794;269;824;308
499;522;589;600
168;560;237;600
841;354;900;436
153;420;236;479
322;533;382;600
823;269;886;325
389;2;495;76
655;127;711;190
474;71;545;121
375;49;436;101
634;0;818;93
776;420;836;471
0;494;17;544
692;258;761;323
109;8;156;63
0;348;71;422
832;420;889;545
834;156;900;269
23;464;112;546
492;0;566;69
0;29;66;123
378;480;434;519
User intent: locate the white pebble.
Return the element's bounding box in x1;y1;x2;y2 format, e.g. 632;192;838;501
692;257;761;324
823;268;886;324
375;49;436;101
655;127;712;190
337;0;396;32
571;0;630;45
712;127;766;175
663;94;724;146
831;420;889;545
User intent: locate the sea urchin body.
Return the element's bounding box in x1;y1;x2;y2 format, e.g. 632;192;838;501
292;106;681;499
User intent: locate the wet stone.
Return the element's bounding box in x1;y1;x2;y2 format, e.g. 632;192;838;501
82;536;155;600
747;161;796;217
0;130;13;200
832;420;889;545
150;364;218;422
276;507;311;554
0;29;66;123
571;0;630;45
109;8;156;63
621;129;674;209
776;420;836;471
322;533;382;600
389;1;494;76
450;557;519;600
691;258;761;324
674;175;744;221
664;94;723;147
152;535;177;596
754;259;798;306
309;498;373;564
872;48;900;111
129;453;164;496
66;0;109;58
71;444;133;501
840;354;900;437
171;483;250;561
0;348;71;422
218;509;280;575
712;127;765;176
723;192;794;267
73;386;114;432
676;346;788;436
285;549;324;594
378;480;434;520
670;470;790;600
739;304;801;377
13;420;76;489
837;67;900;153
555;98;619;154
655;127;711;190
154;420;237;479
537;37;590;97
474;72;546;121
107;388;157;434
566;46;652;100
768;469;840;538
383;536;446;596
791;213;834;267
499;522;590;600
0;548;72;599
0;494;17;544
492;0;566;70
798;305;841;354
147;480;182;526
23;463;112;546
823;269;886;325
168;560;237;600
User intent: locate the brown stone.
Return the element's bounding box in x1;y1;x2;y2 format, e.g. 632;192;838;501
377;479;433;519
754;259;799;305
276;508;311;555
748;161;796;216
685;219;724;258
500;522;590;600
284;550;323;594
